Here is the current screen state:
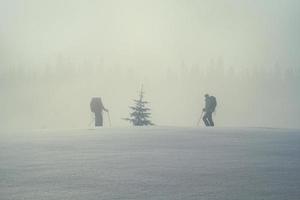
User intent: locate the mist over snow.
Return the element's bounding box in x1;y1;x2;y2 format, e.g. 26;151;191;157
1;2;300;199
0;0;299;130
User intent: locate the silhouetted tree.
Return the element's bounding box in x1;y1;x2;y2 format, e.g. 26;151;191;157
124;86;154;126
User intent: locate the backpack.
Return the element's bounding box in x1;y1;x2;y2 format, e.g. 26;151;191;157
90;97;102;113
210;96;217;112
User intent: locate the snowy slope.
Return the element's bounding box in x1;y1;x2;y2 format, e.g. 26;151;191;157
1;127;300;200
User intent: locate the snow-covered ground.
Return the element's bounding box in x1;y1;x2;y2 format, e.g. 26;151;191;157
1;127;300;200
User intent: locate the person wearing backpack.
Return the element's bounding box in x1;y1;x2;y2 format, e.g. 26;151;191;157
90;97;109;127
202;94;217;127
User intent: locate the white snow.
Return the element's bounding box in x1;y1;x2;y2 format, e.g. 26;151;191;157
1;127;300;200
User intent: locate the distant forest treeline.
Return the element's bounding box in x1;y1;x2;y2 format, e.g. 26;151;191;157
1;60;299;82
0;59;299;129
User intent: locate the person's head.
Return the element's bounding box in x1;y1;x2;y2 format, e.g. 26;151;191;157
205;94;209;98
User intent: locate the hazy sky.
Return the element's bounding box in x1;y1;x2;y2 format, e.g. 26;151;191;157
1;0;299;68
0;0;299;130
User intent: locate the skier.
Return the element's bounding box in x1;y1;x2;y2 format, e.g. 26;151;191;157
90;97;109;127
202;94;217;127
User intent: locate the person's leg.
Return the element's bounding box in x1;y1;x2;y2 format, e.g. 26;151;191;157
207;112;214;127
99;114;103;126
202;112;210;126
95;112;103;126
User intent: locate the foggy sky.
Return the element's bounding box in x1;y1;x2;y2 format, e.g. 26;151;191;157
1;0;299;68
0;0;299;130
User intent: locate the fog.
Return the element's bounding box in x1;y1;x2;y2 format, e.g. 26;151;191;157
0;0;299;130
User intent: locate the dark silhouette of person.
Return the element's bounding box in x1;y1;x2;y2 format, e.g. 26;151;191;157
202;94;217;127
90;97;108;127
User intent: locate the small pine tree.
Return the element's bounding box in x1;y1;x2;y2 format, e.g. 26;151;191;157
124;86;154;126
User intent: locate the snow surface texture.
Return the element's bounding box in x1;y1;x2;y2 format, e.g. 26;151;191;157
1;127;300;200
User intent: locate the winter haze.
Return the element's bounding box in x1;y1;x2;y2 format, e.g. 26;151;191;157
0;0;299;130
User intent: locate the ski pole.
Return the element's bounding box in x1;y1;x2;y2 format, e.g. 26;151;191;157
197;111;204;126
107;111;112;127
89;112;95;128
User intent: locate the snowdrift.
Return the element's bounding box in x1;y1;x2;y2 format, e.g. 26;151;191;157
1;127;300;200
